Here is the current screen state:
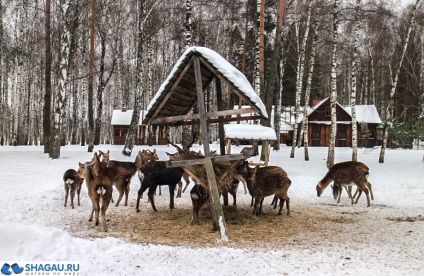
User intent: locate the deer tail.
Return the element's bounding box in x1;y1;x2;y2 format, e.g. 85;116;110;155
96;185;107;196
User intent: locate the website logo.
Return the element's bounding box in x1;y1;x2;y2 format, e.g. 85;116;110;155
1;263;23;275
1;262;80;276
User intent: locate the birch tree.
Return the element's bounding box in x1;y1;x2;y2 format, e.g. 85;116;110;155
300;6;319;161
351;0;361;161
87;0;96;152
379;0;420;163
290;1;312;158
50;0;73;158
182;0;193;152
122;0;144;156
43;0;52;152
327;0;340;168
0;0;4;145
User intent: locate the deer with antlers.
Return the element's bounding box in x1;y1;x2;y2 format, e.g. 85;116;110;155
316;161;374;207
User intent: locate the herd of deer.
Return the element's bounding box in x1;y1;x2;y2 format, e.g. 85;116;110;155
63;145;374;232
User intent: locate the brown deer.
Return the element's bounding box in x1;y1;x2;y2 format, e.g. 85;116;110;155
78;157;113;232
236;161;291;216
63;169;84;209
316;161;373;207
88;153;133;207
136;151;184;212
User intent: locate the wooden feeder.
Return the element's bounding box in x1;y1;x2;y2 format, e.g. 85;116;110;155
142;46;269;240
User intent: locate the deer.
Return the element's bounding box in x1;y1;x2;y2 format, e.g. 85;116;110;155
136;151;185;212
316;161;373;207
88;153;134;207
63;169;84;209
98;150;155;206
78;156;113;232
165;131;200;197
236;161;291;216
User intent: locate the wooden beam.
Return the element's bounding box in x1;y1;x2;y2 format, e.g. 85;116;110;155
149;108;257;125
166;153;246;168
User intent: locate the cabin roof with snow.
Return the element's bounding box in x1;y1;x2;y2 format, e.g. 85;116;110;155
142;46;268;126
111;109;147;126
224;124;278;141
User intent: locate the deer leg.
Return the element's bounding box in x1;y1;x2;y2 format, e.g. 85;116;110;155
277;196;284;215
367;181;374;200
271;195;277;208
352;187;360;202
101;199;110;232
70;188;76;209
115;182;124;207
355;190;363;204
222;190;229;206
345;186;354;204
182;174;191;193
159;186;162;196
94;201;100;226
250;196;254;207
169;184;176;210
124;181;130;206
148;186;158;211
77;185;82;206
89;204;95;222
136;183;149;212
259;198;265;215
64;186;69;207
229;190;236;206
176;181;182;198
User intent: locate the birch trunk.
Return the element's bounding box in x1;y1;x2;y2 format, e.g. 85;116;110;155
87;0;96;152
50;0;72;159
301;8;319;161
0;0;3;145
43;0;52;152
351;0;361;162
291;1;312;158
327;0;339;169
379;0;419;163
182;0;193;151
123;0;144;156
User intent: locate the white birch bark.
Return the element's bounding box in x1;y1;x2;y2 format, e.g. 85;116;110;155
50;0;72;158
123;0;144;155
291;1;312;158
327;0;340;169
351;0;361;162
379;0;420;163
301;8;319;161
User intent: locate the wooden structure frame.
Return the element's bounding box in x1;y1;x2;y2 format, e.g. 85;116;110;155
143;47;268;239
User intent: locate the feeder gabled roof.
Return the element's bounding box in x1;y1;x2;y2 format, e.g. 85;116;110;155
143;46;268;126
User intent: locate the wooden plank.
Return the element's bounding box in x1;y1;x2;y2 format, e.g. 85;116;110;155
166;154;246;168
219;159;244;182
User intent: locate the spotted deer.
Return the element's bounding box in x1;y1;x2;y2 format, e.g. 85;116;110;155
236;161;291;216
316;161;373;207
63;169;84;209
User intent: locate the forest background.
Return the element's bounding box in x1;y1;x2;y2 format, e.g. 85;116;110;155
0;0;422;161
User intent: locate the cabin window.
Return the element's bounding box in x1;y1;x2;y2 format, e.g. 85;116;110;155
368;130;375;139
312;130;321;140
325;108;331;116
337;130;347;140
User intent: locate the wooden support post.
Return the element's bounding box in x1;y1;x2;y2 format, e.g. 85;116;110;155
204;157;228;240
216;78;226;155
194;57;227;239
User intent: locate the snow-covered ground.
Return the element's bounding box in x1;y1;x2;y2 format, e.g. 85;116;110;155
0;144;423;275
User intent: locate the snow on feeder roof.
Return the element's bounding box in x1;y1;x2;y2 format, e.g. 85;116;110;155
224;124;277;141
143;46;268;126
